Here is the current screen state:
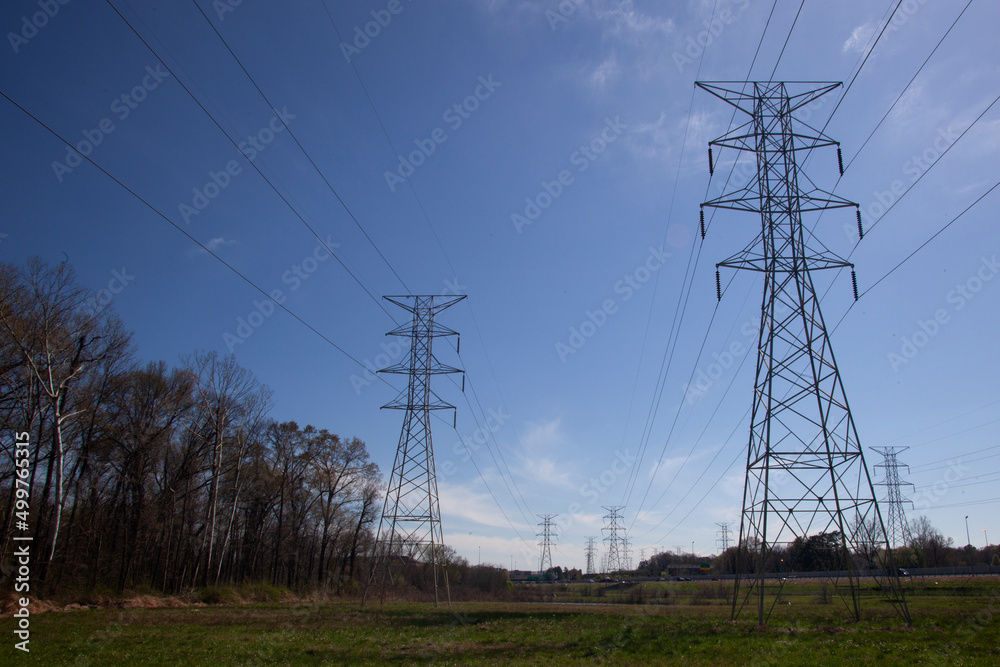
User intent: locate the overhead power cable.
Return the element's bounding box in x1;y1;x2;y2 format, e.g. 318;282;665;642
106;0;396;321
843;0;975;173
318;1;537;523
186;0;411;293
0;88;383;379
622;0;786;520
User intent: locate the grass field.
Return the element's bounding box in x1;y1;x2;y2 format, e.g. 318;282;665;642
10;578;1000;665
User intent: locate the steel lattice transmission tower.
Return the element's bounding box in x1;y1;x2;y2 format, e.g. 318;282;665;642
698;81;909;625
363;295;465;607
537;514;558;574
716;522;732;552
873;447;915;550
602;506;627;573
584;537;598;575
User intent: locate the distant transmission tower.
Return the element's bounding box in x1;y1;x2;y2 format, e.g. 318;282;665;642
699;81;909;625
873;447;915;550
716;522;732;552
584;537;597;575
602;506;627;573
537;514;558;573
363;295;465;607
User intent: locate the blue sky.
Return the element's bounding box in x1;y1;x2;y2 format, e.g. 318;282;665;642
2;0;998;571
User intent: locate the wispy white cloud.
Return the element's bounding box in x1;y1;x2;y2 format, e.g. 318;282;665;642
440;480;531;531
594;0;675;40
588;51;619;90
843;21;878;54
625;111;671;160
187;236;237;257
516;417;577;490
625;109;716;167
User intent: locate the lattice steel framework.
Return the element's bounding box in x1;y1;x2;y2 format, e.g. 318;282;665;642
584;537;597;575
363;295;465;606
537;514;557;573
602;506;627;573
698;81;909;625
873;447;915;550
717;522;732;552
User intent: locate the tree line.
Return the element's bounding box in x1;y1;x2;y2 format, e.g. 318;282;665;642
0;258;384;598
696;516;999;576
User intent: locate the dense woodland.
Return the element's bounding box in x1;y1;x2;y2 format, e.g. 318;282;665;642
0;258;388;598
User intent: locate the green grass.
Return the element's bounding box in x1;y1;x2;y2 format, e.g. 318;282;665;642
10;579;1000;665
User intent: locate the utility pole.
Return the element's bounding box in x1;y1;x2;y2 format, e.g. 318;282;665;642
602;506;627;573
698;81;909;626
873;447;915;550
585;537;597;575
363;295;465;607
537;514;558;574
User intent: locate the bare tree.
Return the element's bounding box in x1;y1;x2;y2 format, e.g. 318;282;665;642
182;351;263;586
0;259;131;584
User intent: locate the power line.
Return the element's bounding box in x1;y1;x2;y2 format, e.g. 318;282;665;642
643;132;1000;552
908;443;1000;474
645;45;996;545
766;0;805;81
819;0;905;137
843;0;976;173
860;176;1000;298
449;352;536;529
872;399;1000;449
0;88;375;376
318;2;537;528
444;422;533;550
105;0;396;321
318;0;452;285
622;0;792;517
618;0;723;507
921;496;1000;510
187;0;411;293
904;417;1000;452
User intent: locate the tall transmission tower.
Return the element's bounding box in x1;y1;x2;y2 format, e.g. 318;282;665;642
873;447;915;550
698;81;909;625
537;514;558;574
584;537;598;575
716;522;732;552
363;295;465;606
602;506;627;573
